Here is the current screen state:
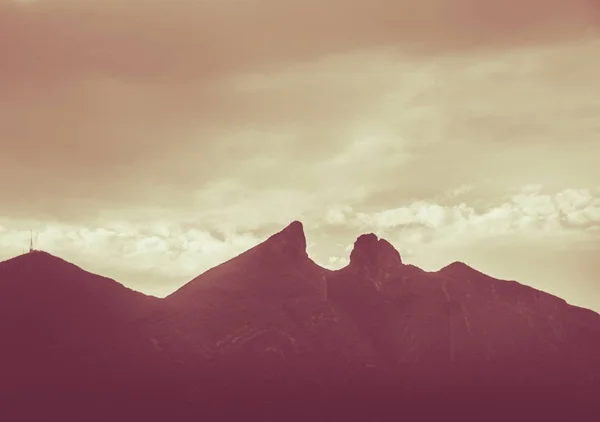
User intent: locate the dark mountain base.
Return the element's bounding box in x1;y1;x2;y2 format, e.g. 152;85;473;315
3;380;599;422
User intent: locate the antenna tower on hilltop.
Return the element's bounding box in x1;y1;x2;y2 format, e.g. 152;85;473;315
29;230;36;253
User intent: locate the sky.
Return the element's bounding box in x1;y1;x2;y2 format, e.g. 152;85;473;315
1;0;599;312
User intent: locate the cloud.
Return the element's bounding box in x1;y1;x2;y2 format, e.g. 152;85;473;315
343;187;600;248
325;206;353;225
325;256;350;270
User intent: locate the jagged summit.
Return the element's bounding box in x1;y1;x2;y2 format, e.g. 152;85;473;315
326;233;405;295
280;220;305;238
349;233;403;271
263;220;308;260
168;220;326;303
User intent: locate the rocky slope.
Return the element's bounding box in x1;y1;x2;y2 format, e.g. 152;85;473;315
0;251;179;411
165;221;381;384
329;234;600;387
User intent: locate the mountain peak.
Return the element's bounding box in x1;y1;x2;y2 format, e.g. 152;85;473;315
168;220;326;304
438;261;488;279
0;250;152;304
2;250;75;271
281;220;305;239
441;261;472;272
349;233;403;270
263;220;308;260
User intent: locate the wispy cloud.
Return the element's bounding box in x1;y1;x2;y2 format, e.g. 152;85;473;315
349;187;600;243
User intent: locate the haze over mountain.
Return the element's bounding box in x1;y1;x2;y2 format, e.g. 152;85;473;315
1;221;599;420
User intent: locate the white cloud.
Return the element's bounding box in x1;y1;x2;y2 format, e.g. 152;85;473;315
325;206;353;225
343;187;600;246
554;188;595;214
324;256;350;270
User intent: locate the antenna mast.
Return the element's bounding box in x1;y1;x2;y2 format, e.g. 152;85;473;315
29;230;34;253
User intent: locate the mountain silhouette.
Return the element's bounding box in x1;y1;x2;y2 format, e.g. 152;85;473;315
1;223;599;421
0;251;179;417
166;221;380;386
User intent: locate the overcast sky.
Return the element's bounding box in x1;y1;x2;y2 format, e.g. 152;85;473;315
1;0;599;311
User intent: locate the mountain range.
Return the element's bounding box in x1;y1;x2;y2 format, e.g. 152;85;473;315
1;221;599;421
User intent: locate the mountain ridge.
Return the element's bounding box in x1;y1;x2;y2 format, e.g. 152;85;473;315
2;220;600;420
1;221;597;315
